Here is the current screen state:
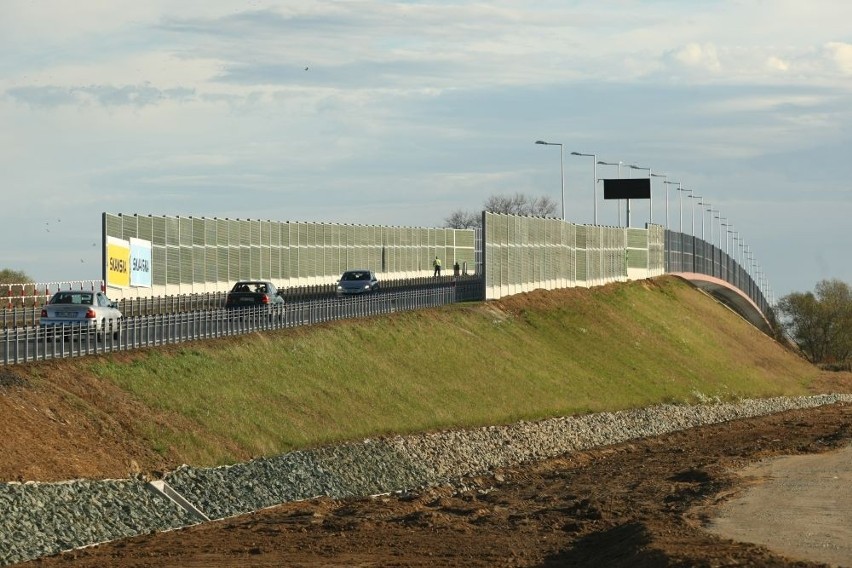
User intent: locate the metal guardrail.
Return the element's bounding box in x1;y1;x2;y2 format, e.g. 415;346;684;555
1;279;484;366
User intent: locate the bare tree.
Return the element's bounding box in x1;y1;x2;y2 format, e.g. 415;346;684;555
444;209;481;229
483;193;527;215
443;192;559;229
527;195;559;217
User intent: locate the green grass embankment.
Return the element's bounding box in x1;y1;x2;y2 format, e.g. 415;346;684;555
87;276;819;467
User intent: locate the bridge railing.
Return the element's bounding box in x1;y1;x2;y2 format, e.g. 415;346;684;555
664;231;768;314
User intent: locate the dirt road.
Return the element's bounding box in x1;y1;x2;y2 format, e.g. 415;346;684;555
18;402;851;568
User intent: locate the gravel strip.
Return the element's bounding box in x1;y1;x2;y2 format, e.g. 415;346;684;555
2;394;850;566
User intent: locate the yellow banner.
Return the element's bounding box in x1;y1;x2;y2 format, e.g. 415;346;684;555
107;238;131;287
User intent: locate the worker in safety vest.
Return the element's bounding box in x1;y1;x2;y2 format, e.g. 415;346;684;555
433;256;442;277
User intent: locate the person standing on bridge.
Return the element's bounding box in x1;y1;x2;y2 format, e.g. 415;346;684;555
433;256;442;277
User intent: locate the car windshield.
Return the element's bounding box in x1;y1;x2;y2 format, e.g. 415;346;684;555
342;272;368;281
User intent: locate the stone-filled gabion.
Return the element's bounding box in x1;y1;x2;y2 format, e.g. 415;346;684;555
2;394;850;566
0;478;196;566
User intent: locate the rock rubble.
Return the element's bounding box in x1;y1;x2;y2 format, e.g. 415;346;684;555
2;394;850;566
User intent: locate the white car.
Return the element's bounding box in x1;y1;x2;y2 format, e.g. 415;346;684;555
40;290;122;340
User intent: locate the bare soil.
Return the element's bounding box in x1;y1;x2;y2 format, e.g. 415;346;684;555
15;399;852;568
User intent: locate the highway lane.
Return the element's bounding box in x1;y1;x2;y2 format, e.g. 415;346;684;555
1;285;464;366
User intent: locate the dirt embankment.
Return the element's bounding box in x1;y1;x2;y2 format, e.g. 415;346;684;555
14;401;852;568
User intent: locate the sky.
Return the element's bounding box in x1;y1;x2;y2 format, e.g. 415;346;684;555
2;1;851;301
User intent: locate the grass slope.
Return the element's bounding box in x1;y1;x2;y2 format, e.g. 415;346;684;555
82;276;818;467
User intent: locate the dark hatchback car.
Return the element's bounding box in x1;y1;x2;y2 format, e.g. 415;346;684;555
225;281;285;311
336;270;380;297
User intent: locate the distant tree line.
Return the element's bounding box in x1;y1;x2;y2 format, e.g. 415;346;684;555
0;268;33;285
776;279;852;368
444;192;559;229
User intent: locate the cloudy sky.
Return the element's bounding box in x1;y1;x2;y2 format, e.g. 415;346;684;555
2;1;851;300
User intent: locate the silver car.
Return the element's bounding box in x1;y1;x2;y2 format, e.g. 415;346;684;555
336;269;380;296
40;290;122;340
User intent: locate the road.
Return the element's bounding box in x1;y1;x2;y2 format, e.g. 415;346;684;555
1;286;460;365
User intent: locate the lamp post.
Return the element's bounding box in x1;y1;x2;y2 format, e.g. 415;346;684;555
629;164;651;225
720;222;732;280
597;160;623;225
715;216;726;248
706;207;716;245
721;223;732;254
570;151;597;224
688;194;702;237
662;180;680;230
677;187;692;233
698;201;710;241
535;140;564;220
732;233;741;263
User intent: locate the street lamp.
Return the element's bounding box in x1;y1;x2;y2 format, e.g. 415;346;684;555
698;201;710;241
629;164;651;225
597;160;623;225
570;151;597;224
721;223;733;255
688;194;702;237
662;180;680;230
714;215;726;249
677;187;692;233
535;140;564;220
706;207;716;245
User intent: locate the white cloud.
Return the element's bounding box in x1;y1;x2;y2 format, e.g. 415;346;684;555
824;42;852;75
670;43;722;73
766;56;789;72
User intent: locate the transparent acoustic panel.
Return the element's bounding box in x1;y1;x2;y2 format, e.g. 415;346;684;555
628;249;648;269
138;215;153;242
104;213;122;240
165;217;179;247
152;246;167;286
250;220;261;247
261;220;271;247
260;247;271;279
121;216;136;242
152;216;167;247
205;247;217;283
179;217;192;248
251;246;262;279
216;219;229;247
217;247;229;282
166;247;180;285
191;246;204;283
192;218;205;247
179;246;194;284
240;220;251;247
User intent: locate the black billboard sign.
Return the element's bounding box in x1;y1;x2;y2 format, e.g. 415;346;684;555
602;178;651;200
